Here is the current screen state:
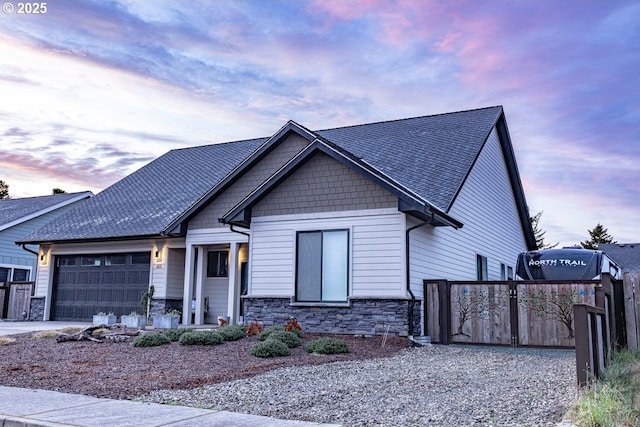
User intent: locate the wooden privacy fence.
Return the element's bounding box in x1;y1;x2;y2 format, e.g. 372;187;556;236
574;303;611;386
424;274;621;348
0;282;34;320
623;272;640;350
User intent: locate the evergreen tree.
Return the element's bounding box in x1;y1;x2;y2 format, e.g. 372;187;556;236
0;180;8;199
530;210;558;249
52;188;67;194
580;223;616;250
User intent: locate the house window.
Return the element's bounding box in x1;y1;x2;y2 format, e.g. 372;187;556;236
0;266;31;282
476;254;488;281
207;251;229;277
296;230;348;302
507;266;514;279
12;269;29;281
0;267;9;282
500;263;506;280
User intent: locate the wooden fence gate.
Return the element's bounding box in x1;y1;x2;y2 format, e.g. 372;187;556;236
0;282;34;320
424;274;621;348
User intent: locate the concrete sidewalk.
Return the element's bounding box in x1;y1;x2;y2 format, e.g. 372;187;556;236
0;386;339;427
0;320;91;336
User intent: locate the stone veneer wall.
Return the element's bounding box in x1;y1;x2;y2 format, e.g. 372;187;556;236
29;297;45;320
242;297;421;336
150;298;183;316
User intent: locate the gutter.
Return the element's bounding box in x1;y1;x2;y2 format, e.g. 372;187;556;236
406;218;430;337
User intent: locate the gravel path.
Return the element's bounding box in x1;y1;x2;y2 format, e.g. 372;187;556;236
139;345;578;426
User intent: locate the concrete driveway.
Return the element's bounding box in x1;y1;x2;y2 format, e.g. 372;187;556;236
0;321;90;336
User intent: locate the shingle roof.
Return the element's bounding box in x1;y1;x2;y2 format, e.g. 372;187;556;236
21;106;509;243
600;243;640;272
316;106;502;209
0;192;93;231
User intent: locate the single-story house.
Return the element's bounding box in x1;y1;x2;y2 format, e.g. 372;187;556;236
19;106;536;335
0;192;92;284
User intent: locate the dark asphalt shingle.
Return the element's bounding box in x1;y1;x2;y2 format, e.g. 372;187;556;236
21;107;503;242
0;192;92;229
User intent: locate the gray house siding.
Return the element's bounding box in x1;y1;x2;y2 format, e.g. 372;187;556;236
188;134;311;230
252;151;397;217
1;202;85;281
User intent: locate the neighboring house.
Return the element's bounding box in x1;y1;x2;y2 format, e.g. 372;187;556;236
600;244;640;273
0;192;93;284
19;106;535;336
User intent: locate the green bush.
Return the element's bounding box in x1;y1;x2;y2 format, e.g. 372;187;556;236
216;324;246;341
163;328;191;341
266;329;301;348
257;325;286;341
178;330;223;346
133;333;171;347
250;338;291;358
304;337;350;355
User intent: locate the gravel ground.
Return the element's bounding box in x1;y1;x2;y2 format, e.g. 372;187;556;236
140;345;578;426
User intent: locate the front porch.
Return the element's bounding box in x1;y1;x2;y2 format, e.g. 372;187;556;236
181;239;248;326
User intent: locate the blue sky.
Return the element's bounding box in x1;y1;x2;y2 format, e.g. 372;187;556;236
0;0;638;247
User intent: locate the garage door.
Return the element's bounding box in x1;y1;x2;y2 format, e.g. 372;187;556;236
52;252;151;321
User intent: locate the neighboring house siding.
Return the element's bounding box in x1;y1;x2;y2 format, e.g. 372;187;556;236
250;209;405;298
252;152;398;217
413;127;527;288
1;203;85;280
188;134;310;230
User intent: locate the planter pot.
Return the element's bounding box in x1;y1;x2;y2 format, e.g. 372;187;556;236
93;314;117;326
217;316;230;326
152;315;180;329
121;315;145;329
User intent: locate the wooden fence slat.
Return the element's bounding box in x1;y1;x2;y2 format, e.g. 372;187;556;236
623;272;640;350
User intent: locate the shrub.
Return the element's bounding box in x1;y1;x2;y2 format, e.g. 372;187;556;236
163;328;191;341
304;337;350;355
257;325;286;341
133;333;171;347
217;324;246;341
267;329;301;348
250;338;291;358
178;330;223;346
285;317;303;336
245;321;263;337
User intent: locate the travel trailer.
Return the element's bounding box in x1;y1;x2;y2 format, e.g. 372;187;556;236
516;248;621;281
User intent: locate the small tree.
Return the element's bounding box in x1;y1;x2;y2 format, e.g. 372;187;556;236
0;180;9;199
580;223;616;250
52;188;67;194
530;210;558;249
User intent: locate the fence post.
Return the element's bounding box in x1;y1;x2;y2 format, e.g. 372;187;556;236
509;280;519;347
438;280;451;345
574;304;592;387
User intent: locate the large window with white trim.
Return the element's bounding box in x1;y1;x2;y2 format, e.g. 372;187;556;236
296;230;348;302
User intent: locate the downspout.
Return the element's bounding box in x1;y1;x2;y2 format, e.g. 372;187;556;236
20;243;39;256
406;218;430;337
229;224;250;238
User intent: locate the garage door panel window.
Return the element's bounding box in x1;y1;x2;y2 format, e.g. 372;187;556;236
81;256;101;267
105;255;126;266
296;230;348;303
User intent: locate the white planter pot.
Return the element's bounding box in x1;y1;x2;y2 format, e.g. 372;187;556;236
152;315;180;329
121;315;145;329
93;314;116;325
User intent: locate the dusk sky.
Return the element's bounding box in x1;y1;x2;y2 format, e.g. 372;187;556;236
0;0;638;248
